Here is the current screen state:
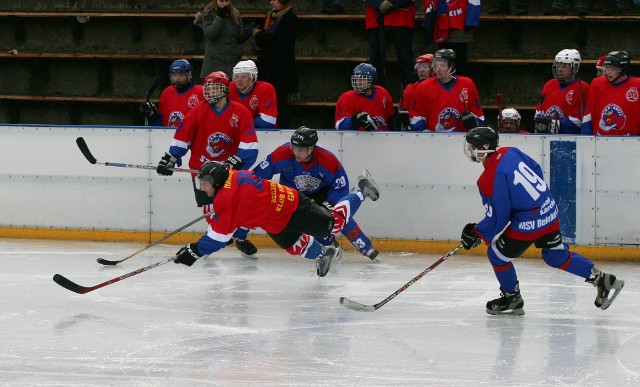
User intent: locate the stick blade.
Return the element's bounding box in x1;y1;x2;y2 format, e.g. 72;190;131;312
339;297;377;312
53;274;89;294
96;257;120;266
75;137;97;164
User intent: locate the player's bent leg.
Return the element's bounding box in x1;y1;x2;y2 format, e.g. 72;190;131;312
341;217;379;261
331;193;364;235
485;235;531;315
277;233;324;260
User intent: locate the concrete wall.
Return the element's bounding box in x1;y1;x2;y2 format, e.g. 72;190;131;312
2;124;640;246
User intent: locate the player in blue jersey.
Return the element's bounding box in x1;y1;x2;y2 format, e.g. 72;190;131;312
460;126;624;315
237;126;380;261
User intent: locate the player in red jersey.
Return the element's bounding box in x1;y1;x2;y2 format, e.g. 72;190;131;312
409;49;484;132
595;55;607;77
228;60;278;129
582;51;640;136
398;53;434;128
139;59;204;128
171;161;381;277
498;108;529;134
533;49;590;134
335;63;396;131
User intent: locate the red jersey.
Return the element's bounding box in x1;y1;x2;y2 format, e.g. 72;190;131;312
158;84;204;128
535;78;590;134
206;169;299;237
228;80;278;129
401;79;428;110
365;0;415;29
584;75;640;136
409;76;484;132
170;100;259;172
335;86;395;130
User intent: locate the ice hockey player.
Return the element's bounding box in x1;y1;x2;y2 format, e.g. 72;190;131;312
460;126;624;315
172;161;380;277
228;60;278;129
498;108;528;134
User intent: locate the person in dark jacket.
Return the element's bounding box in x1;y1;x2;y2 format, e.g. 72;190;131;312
246;0;299;128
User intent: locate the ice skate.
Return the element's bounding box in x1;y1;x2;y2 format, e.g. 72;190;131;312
486;283;525;315
356;169;380;201
333;240;343;263
236;238;258;259
587;268;624;310
366;248;380;263
316;245;337;277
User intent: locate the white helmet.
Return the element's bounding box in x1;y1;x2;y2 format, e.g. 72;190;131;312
232;60;258;93
553;49;581;82
501;108;521;125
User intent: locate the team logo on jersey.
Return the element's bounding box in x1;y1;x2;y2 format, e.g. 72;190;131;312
205;133;233;158
626;87;639;102
187;94;200;108
293;174;322;193
249;95;259;111
229;113;239;128
167;111;185;128
459;88;469;104
435;107;461;132
599;104;626;132
382;96;389;110
544;106;564;120
565;90;574;105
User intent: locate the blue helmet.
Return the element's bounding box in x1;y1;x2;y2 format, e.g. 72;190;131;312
169;59;193;74
351;63;377;94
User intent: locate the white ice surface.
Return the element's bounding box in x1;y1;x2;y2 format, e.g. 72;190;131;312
1;238;639;386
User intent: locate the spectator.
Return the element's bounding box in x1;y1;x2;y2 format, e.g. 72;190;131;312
250;126;381;261
139;59;204;128
195;0;250;79
228;60;278;129
534;49;590;134
543;0;589;16
156;71;260;258
487;0;529;15
498;108;529;134
398;53;433;129
365;0;415;89
582;51;640;136
460;127;624;315
595;55;607;77
248;0;299;129
409;49;484;132
172;161;381;278
335;63;396;131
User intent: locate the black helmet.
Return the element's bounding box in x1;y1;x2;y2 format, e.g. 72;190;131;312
198;161;229;190
603;51;631;75
434;49;456;66
290;126;318;147
464;127;499;163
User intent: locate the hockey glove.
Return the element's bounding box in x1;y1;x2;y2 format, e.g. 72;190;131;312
461;223;482;250
534;115;560;134
156;152;177;176
461;111;479;130
352;112;379;131
224;155;244;170
174;243;202;267
139;101;159;119
378;0;393;14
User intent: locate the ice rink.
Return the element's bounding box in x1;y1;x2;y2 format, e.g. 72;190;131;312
1;238;639;386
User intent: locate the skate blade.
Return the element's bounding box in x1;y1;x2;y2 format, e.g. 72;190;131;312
486;308;525;316
241;252;259;259
599;280;624;310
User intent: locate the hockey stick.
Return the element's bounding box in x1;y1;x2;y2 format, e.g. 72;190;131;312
339;243;464;312
76;137;198;174
96;211;212;265
144;60;163;126
496;93;503;131
53;254;178;294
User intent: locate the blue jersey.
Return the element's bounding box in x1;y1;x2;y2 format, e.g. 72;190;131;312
475;147;560;244
253;144;349;205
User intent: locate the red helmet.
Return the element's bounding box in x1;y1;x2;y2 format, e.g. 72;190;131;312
595;55;607;69
415;53;434;65
203;71;230;103
204;71;230;88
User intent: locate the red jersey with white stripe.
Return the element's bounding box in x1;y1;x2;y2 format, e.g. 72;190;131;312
158;84;204;128
228;80;278;128
335;86;395;130
584;75;640;136
206;169;299;236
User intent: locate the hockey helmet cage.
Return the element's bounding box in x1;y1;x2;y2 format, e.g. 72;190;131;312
203;71;230;104
290;126;318;147
351;63;377;94
603;51;631;75
198;161;229;190
464;126;499;163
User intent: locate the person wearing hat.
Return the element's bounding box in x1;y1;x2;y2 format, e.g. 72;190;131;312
595;55;607;77
582;51;640;136
399;53;434;128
